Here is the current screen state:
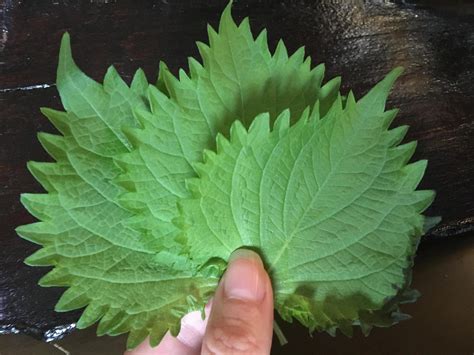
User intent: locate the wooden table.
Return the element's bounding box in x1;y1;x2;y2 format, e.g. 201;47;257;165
1;0;473;354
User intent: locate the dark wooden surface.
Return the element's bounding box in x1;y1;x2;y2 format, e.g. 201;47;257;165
1;0;473;352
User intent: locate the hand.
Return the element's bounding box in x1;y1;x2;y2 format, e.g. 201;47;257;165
125;249;274;355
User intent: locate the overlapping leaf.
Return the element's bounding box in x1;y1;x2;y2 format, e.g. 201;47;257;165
16;2;435;349
179;68;434;333
16;34;218;349
115;4;341;244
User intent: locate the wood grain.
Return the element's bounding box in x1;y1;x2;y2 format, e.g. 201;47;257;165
1;0;473;343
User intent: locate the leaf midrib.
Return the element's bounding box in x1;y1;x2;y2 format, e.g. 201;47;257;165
269;113;383;270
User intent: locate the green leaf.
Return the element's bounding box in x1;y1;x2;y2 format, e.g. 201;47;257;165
17;33;218;349
116;2;341;246
179;69;435;333
17;2;436;348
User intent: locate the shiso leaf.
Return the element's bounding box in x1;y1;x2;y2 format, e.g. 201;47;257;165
17;2;436;349
17;32;218;349
115;2;340;247
179;68;435;333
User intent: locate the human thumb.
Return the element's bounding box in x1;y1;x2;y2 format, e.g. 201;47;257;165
201;249;274;355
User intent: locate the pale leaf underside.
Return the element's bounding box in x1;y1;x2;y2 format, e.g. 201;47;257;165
16;2;435;349
180;68;434;334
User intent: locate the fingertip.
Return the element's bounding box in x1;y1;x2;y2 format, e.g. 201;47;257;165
125;308;210;355
224;253;267;302
228;248;263;265
201;249;274;354
176;308;211;349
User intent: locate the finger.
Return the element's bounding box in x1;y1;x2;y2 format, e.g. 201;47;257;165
125;304;212;355
176;304;211;349
201;249;274;355
124;333;195;355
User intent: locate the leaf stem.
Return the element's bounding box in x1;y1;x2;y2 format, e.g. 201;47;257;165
273;320;288;346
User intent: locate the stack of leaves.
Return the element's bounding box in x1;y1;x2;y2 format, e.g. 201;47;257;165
16;3;436;349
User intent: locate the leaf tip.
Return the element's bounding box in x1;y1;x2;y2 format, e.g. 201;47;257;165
423;216;441;234
229;120;248;144
219;0;237;32
391;66;405;78
381;66;404;92
58;31;75;72
249;112;270;134
274;109;291;133
60;32;71;53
